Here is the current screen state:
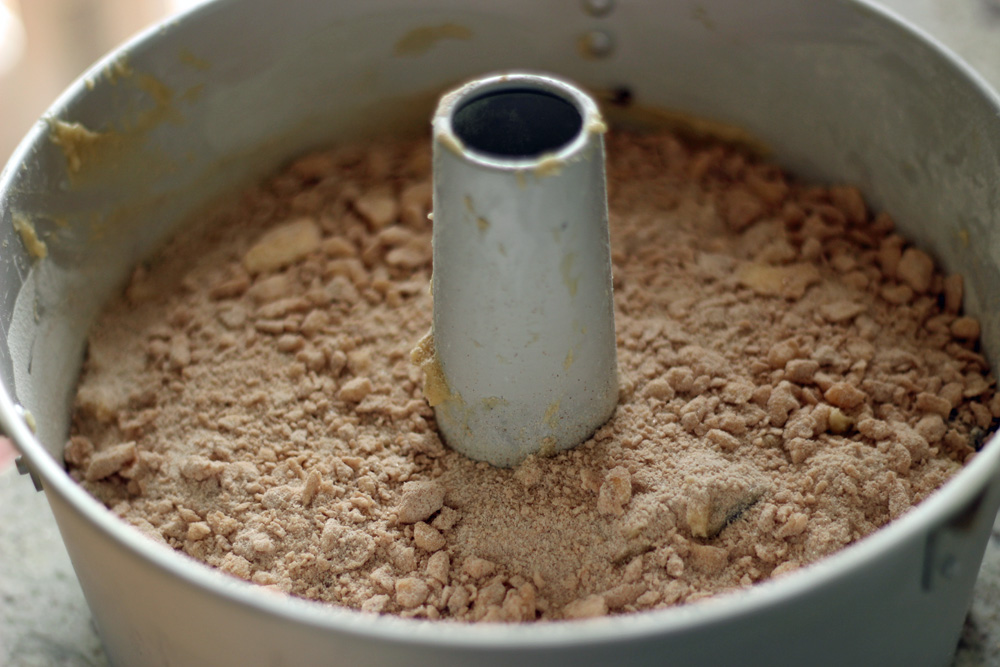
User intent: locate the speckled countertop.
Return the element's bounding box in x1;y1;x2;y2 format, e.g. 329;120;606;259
2;1;1000;665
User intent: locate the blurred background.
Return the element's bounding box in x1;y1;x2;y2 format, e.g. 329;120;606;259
0;0;202;163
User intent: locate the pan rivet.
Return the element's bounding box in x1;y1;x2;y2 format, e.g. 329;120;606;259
582;0;615;18
580;30;614;58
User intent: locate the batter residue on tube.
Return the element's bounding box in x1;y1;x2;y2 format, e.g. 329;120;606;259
66;131;997;623
436;131;465;158
534;154;564;178
411;331;451;407
587;117;609;135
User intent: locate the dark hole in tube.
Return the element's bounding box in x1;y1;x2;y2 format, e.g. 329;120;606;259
452;88;584;159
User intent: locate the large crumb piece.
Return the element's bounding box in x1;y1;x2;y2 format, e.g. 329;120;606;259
321;520;376;573
596;466;633;516
681;452;768;539
242;217;321;273
396;481;446;524
563;594;608;619
736;262;820;299
84;442;136;481
355;187;400;230
395;577;430;609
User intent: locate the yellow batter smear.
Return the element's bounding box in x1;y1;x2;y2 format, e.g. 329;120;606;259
588;117;609;135
22;408;37;433
179;49;212;71
543;400;561;428
12;214;48;260
534;154;564;178
47;71;181;185
393;23;473;57
411;331;451;407
436;131;465;158
49;121;104;174
560;253;579;297
104;57;133;85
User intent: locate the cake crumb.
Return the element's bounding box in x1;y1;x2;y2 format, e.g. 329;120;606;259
84;442;136;481
563;594;608;619
66;131;995;623
395;577;430;609
413;522;446;551
242;217;321;274
396;481;446;524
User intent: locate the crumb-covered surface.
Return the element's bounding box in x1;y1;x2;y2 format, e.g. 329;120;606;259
66;131;997;622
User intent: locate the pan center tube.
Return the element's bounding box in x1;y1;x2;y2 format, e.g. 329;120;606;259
421;73;619;468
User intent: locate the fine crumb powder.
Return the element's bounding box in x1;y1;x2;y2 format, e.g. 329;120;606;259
66;130;997;622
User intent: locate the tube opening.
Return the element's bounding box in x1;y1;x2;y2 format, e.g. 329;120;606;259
451;87;584;159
